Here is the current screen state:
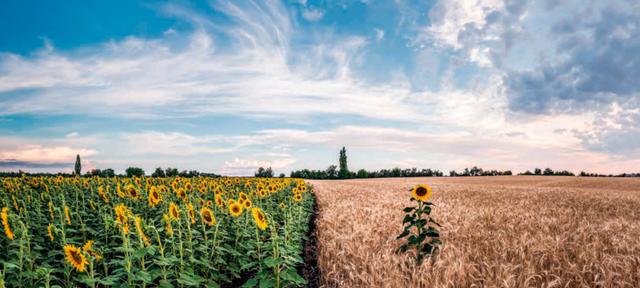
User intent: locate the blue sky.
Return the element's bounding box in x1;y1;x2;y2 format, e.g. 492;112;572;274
1;0;639;175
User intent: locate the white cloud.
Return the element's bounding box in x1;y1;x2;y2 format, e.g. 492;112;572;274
219;157;297;176
374;28;385;42
302;8;325;21
0;144;96;164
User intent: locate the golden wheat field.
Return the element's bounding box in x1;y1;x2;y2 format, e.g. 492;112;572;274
309;176;640;288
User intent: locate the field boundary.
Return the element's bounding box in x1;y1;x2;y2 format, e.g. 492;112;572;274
300;193;320;287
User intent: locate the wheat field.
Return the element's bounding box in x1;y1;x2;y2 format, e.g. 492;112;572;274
309;176;640;287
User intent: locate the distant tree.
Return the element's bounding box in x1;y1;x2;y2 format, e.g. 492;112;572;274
534;168;542;175
125;167;145;177
543;168;554;175
152;167;166;177
325;165;338;179
338;147;350;179
165;167;179;177
279;173;285;178
356;169;369;178
87;169;101;176
74;154;82;176
101;169;115;177
504;170;513;175
255;167;274;178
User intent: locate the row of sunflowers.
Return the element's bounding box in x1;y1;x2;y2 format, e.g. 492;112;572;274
0;176;314;288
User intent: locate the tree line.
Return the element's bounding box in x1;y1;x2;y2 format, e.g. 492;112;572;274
518;168;575;176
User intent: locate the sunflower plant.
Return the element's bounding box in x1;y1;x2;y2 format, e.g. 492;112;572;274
396;184;442;264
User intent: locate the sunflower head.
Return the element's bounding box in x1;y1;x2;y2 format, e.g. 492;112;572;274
169;203;180;220
126;184;139;199
293;193;303;202
251;208;268;230
200;207;216;226
215;194;225;208
243;199;252;209
148;186;162;207
64;244;88;272
411;184;432;202
2;207;15;240
228;201;243;217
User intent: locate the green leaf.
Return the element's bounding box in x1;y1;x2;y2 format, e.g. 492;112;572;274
263;257;284;268
396;230;410;239
402;214;415;224
402;207;415;213
178;272;204;286
241;278;258;288
259;278;275;288
158;280;174;288
281;268;306;284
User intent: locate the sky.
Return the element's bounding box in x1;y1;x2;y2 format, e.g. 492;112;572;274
0;0;639;175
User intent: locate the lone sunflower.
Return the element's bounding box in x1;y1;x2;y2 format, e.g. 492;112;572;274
292;193;303;202
228;201;243;217
200;207;216;226
64;244;88;272
411;184;432;202
251;208;268;230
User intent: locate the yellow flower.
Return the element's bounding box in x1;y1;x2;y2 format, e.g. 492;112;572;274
279;202;285;210
169;203;180;220
117;183;126;198
114;204;131;234
163;214;174;236
148;186;161;207
48;201;54;220
251;208;268;230
228;201;243;217
48;224;55;241
176;187;187;201
215;194;225;208
187;203;196;224
292;193;302;202
200;207;216;226
243;198;252;209
64;206;71;225
64;244;88;272
83;240;93;251
1;207;14;240
98;186;109;203
411;184;432;202
125;184;139;199
134;216;150;246
239;192;248;202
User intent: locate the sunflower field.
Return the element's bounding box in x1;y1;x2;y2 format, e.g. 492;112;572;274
0;176;315;288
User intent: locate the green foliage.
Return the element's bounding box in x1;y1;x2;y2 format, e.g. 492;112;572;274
125;167;145;177
74;155;82;176
0;176;314;288
255;167;274;178
338;147;349;179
